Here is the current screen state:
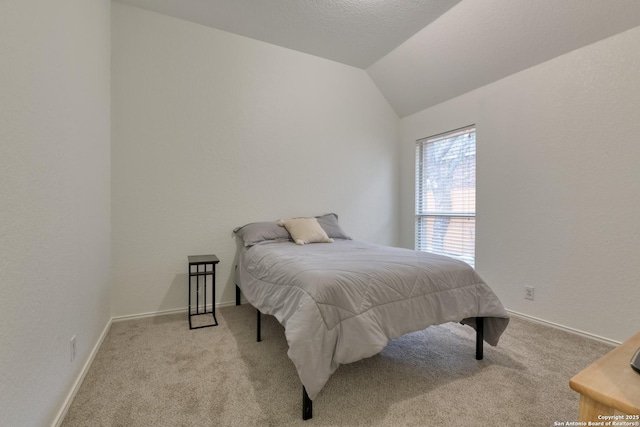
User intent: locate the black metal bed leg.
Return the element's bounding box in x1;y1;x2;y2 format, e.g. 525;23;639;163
256;309;262;342
476;316;484;360
302;386;313;420
235;284;241;306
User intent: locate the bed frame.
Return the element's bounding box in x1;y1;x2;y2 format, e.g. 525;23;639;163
235;285;485;421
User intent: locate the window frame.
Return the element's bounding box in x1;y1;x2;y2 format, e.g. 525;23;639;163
415;125;476;267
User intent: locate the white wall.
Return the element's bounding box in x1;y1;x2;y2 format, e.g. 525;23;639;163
0;1;112;425
400;26;640;343
111;4;399;317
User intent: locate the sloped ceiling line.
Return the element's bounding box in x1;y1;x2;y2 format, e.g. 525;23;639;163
114;0;640;117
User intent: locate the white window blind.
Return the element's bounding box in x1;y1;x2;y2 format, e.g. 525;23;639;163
415;126;476;267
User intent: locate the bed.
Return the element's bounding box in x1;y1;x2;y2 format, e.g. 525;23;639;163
234;214;509;420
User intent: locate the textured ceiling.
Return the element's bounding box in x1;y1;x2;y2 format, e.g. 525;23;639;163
368;0;640;117
113;0;461;69
114;0;640;117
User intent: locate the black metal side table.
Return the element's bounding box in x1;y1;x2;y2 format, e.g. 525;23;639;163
188;255;219;329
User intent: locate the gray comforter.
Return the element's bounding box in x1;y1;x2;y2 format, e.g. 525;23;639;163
236;239;509;400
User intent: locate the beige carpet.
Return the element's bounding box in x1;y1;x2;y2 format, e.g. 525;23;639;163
61;305;613;426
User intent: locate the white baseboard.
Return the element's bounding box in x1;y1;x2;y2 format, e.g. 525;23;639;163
52;318;113;427
112;306;188;322
506;309;620;346
112;300;244;323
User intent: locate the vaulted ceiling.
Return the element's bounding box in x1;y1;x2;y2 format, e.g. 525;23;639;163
115;0;640;117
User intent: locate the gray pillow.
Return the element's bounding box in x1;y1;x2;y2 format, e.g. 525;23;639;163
234;221;291;247
315;213;351;240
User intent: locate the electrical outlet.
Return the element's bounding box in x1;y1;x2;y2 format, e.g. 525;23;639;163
525;286;535;301
70;335;77;362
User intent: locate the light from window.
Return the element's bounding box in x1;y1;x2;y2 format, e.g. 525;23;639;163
415;126;476;267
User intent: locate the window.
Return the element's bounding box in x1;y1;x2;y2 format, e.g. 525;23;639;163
415;126;476;267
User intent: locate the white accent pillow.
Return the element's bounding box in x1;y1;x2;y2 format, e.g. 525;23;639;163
278;218;334;245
